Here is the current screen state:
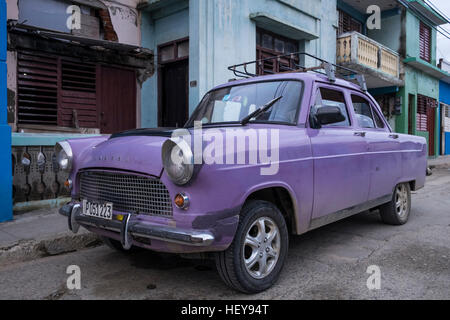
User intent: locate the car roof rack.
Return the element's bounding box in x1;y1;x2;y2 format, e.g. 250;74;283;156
228;52;367;92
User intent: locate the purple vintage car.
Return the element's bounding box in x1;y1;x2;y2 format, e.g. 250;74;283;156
57;70;427;293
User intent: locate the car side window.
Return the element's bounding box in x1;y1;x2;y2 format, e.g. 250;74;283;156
351;95;375;128
313;88;351;127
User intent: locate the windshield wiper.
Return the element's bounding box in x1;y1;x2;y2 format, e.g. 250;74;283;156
240;96;283;125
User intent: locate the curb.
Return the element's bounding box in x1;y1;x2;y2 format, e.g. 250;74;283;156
0;231;102;266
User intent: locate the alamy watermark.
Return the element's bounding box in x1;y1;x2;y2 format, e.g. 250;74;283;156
66;265;81;290
366;265;381;290
66;5;81;31
366;5;381;30
170;121;280;176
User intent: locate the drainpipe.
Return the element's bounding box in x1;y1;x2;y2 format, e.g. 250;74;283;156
0;0;13;222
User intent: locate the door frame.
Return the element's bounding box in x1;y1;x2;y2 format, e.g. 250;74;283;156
157;37;189;127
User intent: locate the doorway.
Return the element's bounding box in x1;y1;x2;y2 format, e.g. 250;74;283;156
427;102;436;156
99;66;137;134
408;94;415;135
158;38;189;128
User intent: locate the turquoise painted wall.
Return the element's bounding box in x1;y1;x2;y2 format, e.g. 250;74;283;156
140;0;338;128
367;13;402;53
405;10;437;65
396;65;439;156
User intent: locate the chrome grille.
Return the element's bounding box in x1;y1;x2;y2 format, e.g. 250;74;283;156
79;171;173;216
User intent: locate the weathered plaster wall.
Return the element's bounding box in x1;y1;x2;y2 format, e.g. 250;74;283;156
190;0;338;114
140;0;338;128
6;50;16;128
6;0;18;20
103;0;141;46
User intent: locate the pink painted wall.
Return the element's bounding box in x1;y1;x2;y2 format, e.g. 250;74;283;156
6;0;18;20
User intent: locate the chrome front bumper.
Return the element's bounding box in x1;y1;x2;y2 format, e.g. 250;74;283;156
59;203;215;249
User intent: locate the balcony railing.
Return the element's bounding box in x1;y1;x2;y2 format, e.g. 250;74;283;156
337;31;400;78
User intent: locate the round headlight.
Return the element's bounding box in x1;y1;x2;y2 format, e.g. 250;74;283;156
162;138;194;185
55;141;73;172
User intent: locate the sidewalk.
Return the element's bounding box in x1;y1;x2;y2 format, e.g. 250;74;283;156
0;207;101;266
428;155;450;169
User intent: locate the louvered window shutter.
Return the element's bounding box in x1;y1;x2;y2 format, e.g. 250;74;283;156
419;22;431;63
17;51;58;125
17;51;98;128
416;94;428;131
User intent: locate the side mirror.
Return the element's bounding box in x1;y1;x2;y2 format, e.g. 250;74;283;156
310;105;346;128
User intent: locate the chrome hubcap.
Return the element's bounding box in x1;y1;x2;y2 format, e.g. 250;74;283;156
395;184;409;219
243;217;280;279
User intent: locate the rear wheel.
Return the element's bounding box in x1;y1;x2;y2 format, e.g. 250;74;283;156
215;200;289;293
379;183;411;225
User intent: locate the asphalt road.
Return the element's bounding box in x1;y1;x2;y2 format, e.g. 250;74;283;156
1;169;449;300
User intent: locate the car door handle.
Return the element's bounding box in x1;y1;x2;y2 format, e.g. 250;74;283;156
389;134;399;139
354;131;366;137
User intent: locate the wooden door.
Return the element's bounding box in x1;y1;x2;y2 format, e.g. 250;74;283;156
408;94;414;135
160;59;189;128
99;66;136;134
427;103;436;156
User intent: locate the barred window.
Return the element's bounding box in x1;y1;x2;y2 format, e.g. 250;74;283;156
256;29;299;75
338;9;362;35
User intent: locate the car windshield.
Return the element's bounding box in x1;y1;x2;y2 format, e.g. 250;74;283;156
185;80;303;127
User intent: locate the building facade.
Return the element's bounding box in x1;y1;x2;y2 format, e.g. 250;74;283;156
335;0;448;157
138;0;339;128
6;0;154;210
438;59;450;155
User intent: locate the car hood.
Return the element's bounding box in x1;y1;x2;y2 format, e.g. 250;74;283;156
76;134;170;177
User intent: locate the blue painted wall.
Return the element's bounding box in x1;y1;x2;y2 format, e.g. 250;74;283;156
440;80;450;155
140;0;338;128
0;0;13;221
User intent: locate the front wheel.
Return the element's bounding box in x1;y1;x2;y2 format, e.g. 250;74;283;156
215;200;289;293
379;183;411;225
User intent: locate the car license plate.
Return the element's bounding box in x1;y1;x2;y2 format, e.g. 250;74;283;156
82;200;113;220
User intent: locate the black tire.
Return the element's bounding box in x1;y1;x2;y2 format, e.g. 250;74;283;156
379;183;411;225
101;236;142;253
215;200;289;294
